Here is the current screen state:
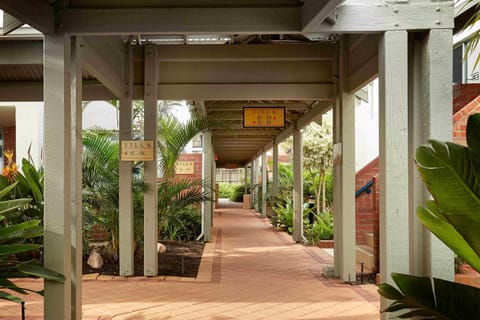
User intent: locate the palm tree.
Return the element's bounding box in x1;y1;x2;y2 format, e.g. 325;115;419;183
156;113;210;239
82;129;145;261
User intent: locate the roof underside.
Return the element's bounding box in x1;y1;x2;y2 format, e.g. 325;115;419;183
0;0;458;166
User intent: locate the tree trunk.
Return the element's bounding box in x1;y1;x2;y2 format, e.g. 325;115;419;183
321;173;326;212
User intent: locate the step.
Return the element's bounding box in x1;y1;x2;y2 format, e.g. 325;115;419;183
366;232;374;247
356;245;375;271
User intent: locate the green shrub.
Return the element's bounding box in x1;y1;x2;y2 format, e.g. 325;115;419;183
305;210;334;244
218;182;241;198
160;204;201;241
229;184;249;202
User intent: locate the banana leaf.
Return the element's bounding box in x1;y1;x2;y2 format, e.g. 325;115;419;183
379;273;480;319
0;198;31;216
415;113;480;272
0;182;18;200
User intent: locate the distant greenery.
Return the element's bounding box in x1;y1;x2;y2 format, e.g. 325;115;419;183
218;182;240;199
230;184;250;202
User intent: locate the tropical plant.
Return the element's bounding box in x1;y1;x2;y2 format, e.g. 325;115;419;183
156;113;210;239
271;197;294;233
305;210;334;244
229;183;249;202
303;119;333;214
159;204;201;241
82;130;145;261
461;0;480;69
0;184;65;304
378;113;480;318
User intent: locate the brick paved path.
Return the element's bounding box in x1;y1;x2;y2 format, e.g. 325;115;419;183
0;205;380;319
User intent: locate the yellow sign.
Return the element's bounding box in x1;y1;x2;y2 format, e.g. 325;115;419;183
243;107;285;128
176;161;195;174
121;140;154;161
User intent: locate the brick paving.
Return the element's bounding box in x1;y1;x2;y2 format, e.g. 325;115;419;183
0;205;380;319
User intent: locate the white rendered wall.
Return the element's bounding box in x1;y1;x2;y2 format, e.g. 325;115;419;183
82;101;119;131
0;102;44;169
355;79;379;171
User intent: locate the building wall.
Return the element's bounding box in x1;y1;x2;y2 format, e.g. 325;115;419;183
355;158;379;245
453;95;480;146
2;126;16;166
175;153;203;181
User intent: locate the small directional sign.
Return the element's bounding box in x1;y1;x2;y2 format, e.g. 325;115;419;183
243;107;285;128
121;140;154;161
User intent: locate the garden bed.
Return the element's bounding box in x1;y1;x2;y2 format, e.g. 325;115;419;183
82;240;204;278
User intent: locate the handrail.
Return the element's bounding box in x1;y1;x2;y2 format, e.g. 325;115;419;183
355;179;374;198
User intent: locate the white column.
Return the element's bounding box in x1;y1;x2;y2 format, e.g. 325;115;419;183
254;157;260;212
333;38;356;282
272;141;279;204
379;30;410;301
143;44;158;276
409;30;454;280
44;34;72;320
250;161;255;209
261;150;267;217
333;102;343;277
119;43;134;276
340;75;356;282
292;127;304;242
244;164;248;194
70;36;82;320
202;131;213;241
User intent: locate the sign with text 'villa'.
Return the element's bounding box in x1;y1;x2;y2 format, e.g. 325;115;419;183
243;107;285;128
121;140;154;161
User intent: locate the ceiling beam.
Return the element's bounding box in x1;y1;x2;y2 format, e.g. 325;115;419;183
157;83;334;100
0;41;43;64
0;0;54;34
302;0;345;32
82;37;125;99
2;11;23;35
207;102;311;112
149;43;334;62
194;100;206;117
57;7;301;35
311;2;453;33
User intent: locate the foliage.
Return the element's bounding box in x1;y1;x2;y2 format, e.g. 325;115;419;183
461;1;480;69
305;210;334;244
271;197;294;234
378;273;480;319
0;153;46;260
218;182;242;199
0;185;64;304
379;113;480;318
157;113;209;179
82;130;145;261
159;204;201;241
156;112;211;240
229;184;249;203
303;119;333;214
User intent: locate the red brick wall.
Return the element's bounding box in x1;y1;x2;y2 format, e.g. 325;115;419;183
355;158;379;245
2;126;16;166
175;153;203;180
453;84;480;115
453;95;480;146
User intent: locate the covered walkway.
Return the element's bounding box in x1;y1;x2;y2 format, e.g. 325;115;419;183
1;204;379;320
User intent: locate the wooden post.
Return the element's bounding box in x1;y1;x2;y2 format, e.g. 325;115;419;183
143;44;158;276
250;160;255;209
202;131;212;241
44;34;72;320
409;30;454;280
261;150;267;217
272;141;279;204
292;126;304;242
379;31;410;302
70;36;82;320
119;43;134;276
